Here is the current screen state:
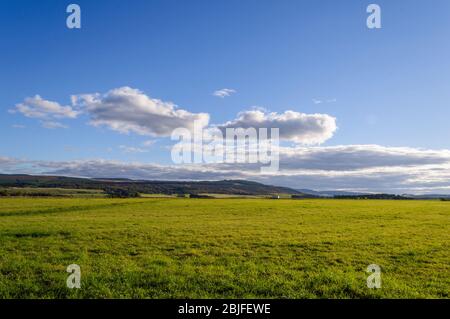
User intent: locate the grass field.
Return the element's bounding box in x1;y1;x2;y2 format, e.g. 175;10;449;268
0;197;448;298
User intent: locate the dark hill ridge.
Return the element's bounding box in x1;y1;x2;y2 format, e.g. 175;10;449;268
0;174;303;196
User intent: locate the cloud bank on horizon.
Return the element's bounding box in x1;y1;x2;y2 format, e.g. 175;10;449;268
4;86;450;194
2;144;450;194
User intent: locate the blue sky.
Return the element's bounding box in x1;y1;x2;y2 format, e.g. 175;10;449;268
1;0;450;193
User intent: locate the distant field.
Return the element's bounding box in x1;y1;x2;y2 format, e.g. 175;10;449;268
198;193;294;199
0;198;448;298
198;193;265;199
139;193;178;198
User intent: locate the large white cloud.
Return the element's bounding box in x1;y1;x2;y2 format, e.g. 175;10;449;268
218;110;337;144
72;87;210;137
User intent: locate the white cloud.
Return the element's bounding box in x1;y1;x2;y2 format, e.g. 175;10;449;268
10;95;80;119
142;140;156;147
12;124;26;129
218;110;337;144
312;99;323;105
41;121;68;129
72;87;210;137
213;88;236;98
277;145;450;170
312;98;337;105
119;145;149;153
0;157;29;174
0;156;20;167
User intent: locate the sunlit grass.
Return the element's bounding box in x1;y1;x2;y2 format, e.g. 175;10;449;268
0;198;448;298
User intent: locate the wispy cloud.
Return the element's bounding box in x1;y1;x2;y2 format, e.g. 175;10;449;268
142;140;156;147
312;98;337;105
119;145;149;153
41;121;68;129
213;88;236;98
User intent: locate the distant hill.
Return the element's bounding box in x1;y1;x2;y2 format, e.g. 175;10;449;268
3;174;446;199
0;174;304;196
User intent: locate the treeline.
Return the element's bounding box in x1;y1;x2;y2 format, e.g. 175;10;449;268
0;189;66;197
291;194;320;199
334;194;409;200
103;187;140;198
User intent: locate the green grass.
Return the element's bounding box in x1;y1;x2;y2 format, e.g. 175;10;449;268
0;198;448;299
